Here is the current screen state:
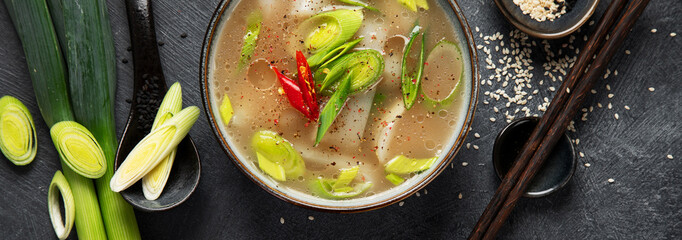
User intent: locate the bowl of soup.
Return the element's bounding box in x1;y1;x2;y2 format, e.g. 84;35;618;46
201;0;479;212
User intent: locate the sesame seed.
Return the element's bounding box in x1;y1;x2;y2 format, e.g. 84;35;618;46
474;133;481;138
671;33;677;37
462;162;469;166
490;117;496;122
579;152;585;157
608;103;613;109
667;154;673;159
608;178;615;183
584;163;591;167
598;103;603;108
473;145;480;150
591;89;597;94
416;192;421;197
625;50;631;55
624;105;630;110
458;193;463;199
648;87;655;92
466;143;471;149
608;93;614;98
614;113;619;119
651;28;657;33
399;201;404;206
280;218;285;224
606;84;611;91
308;216;315;221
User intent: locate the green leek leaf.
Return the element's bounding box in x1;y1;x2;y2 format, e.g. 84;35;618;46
385;173;405;185
337;0;380;12
110;107;199;192
398;0;429;12
315;74;352;146
142;82;183;200
0;96;37;166
50;121;107;179
310;179;372;200
308;37;363;69
332;166;359;189
251;130;305;180
48;170;74;240
219;93;234;126
401;24;425;110
300;9;363;57
384;155;438;175
314;49;384;95
238;10;262;71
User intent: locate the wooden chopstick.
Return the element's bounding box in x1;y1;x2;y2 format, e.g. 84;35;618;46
467;0;629;238
469;0;651;239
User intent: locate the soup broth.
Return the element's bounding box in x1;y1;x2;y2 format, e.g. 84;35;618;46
210;0;471;200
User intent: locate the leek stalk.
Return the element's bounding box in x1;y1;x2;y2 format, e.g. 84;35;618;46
384;155;438;175
309;167;371;199
385;173;405;185
314;49;385;95
338;0;380;12
0;96;37;166
315;74;352;146
252;130;306;181
300;9;363;61
307;37;363;69
110;107;200;192
401;24;426;110
421;40;465;108
238;10;262;71
142;83;182;200
48;171;75;240
47;0;142;238
50;121;107;179
398;0;429;12
4;0;107;239
219;94;234;126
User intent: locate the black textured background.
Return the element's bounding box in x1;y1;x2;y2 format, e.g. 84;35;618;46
0;0;680;239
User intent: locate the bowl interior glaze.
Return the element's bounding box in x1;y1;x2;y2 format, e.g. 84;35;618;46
200;0;480;212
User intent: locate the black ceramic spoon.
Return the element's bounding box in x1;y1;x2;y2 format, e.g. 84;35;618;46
115;0;201;211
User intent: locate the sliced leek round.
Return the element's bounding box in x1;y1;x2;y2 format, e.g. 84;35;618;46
48;171;75;240
110;106;200;192
384;155;438;175
421;40;465;108
310;179;372;200
0;96;37;166
50;121;107;179
314;49;385;95
300;9;363;54
251;130;305;181
142;82;183;200
219;94;233;127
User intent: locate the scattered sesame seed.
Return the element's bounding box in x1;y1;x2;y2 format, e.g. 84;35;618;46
648;87;655;92
399;201;405;206
424;189;428;195
579;152;585;158
608;178;615;183
598;103;603;108
490;117;496;122
667;154;674;159
591;89;597;94
476;26;480;32
608;103;613;109
608;93;614;98
458;193;463;199
474;133;481;138
416;192;421;197
614;113;619;119
651;28;657;33
466;143;471;149
280;218;285;224
671;33;677;37
584;163;591;167
473;145;480;150
606;84;611;91
624;105;630;110
462;162;469;166
625;50;631;55
308;216;315;221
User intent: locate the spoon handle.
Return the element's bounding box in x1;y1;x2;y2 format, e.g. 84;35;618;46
126;0;167;130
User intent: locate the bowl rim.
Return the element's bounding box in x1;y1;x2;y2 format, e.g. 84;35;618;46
199;0;480;212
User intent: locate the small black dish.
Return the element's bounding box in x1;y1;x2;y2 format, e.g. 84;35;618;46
492;117;576;198
493;0;600;39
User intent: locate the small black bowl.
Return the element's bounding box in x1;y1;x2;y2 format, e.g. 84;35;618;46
492;117;576;198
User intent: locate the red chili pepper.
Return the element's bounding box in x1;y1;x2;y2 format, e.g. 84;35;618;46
296;51;319;120
271;66;310;118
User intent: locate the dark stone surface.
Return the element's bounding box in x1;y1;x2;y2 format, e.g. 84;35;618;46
0;0;679;239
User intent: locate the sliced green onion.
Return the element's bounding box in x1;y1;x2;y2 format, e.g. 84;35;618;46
142;82;182;200
314;49;384;95
251;130;305;181
384;155;438;175
300;9;363;56
238;10;262;71
309;179;372;200
50;121;107;179
332;166;359;189
385;173;405;185
401;24;425;110
307;37;363;69
48;170;75;240
421;40;465;108
338;0;379;12
315;74;352;146
219;93;233;126
0;96;37;166
398;0;429;12
110;107;200;192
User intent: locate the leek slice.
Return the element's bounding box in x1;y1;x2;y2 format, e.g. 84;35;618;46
110;107;199;192
238;10;262;71
300;9;363;60
315;74;352;146
398;0;429;12
332;166;359;189
308;37;363;69
422;40;465;108
219;94;233;126
0;96;37;165
384;155;438;175
48;170;74;240
310;179;372;200
314;49;385;96
401;24;425;110
50;121;107;179
251;130;305;181
142;82;182;200
385;173;405;185
338;0;379;12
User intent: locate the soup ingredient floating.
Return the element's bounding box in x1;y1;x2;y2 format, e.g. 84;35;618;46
252;130;306;181
238;11;262;71
337;0;379;12
401;24;426;110
51;121;107;179
48;171;75;240
310;166;372;199
315;49;385;95
219;94;234;126
142;82;183;200
385;155;438;175
316;74;352;146
421;40;465;108
0;96;37;166
398;0;430;12
110;106;200;192
300;9;363;67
